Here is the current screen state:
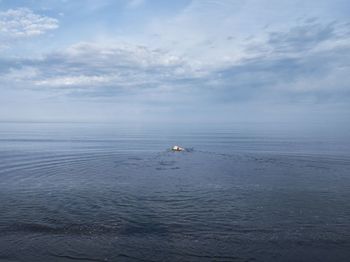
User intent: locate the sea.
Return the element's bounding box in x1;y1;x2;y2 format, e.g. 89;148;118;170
0;122;349;262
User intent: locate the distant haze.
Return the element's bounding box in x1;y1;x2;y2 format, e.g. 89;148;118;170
0;0;349;125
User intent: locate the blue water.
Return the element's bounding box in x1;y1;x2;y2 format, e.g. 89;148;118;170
0;122;349;261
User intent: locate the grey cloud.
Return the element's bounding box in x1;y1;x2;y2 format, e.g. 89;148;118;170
268;21;336;53
212;44;350;103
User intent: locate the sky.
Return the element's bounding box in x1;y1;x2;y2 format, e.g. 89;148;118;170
0;0;349;124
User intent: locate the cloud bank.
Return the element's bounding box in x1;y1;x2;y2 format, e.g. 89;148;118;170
0;1;349;123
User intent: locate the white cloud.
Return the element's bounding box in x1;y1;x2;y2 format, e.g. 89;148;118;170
35;75;113;87
0;42;204;93
0;8;58;38
62;42;185;68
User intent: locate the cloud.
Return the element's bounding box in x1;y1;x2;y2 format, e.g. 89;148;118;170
213;46;350;103
268;21;336;53
144;0;350;68
0;8;58;39
0;42;204;100
207;21;350;103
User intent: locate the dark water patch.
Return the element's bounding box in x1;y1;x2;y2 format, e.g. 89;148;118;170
50;254;107;262
1;223;121;236
51;253;160;262
0;255;15;262
166;252;253;262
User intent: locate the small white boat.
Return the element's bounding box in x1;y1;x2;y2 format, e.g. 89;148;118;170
172;145;185;151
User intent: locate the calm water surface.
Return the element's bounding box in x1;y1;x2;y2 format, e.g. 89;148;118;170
0;122;349;262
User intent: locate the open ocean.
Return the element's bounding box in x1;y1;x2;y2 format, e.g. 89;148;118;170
0;122;349;262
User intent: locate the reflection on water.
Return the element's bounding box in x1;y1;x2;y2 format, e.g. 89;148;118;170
0;122;350;261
